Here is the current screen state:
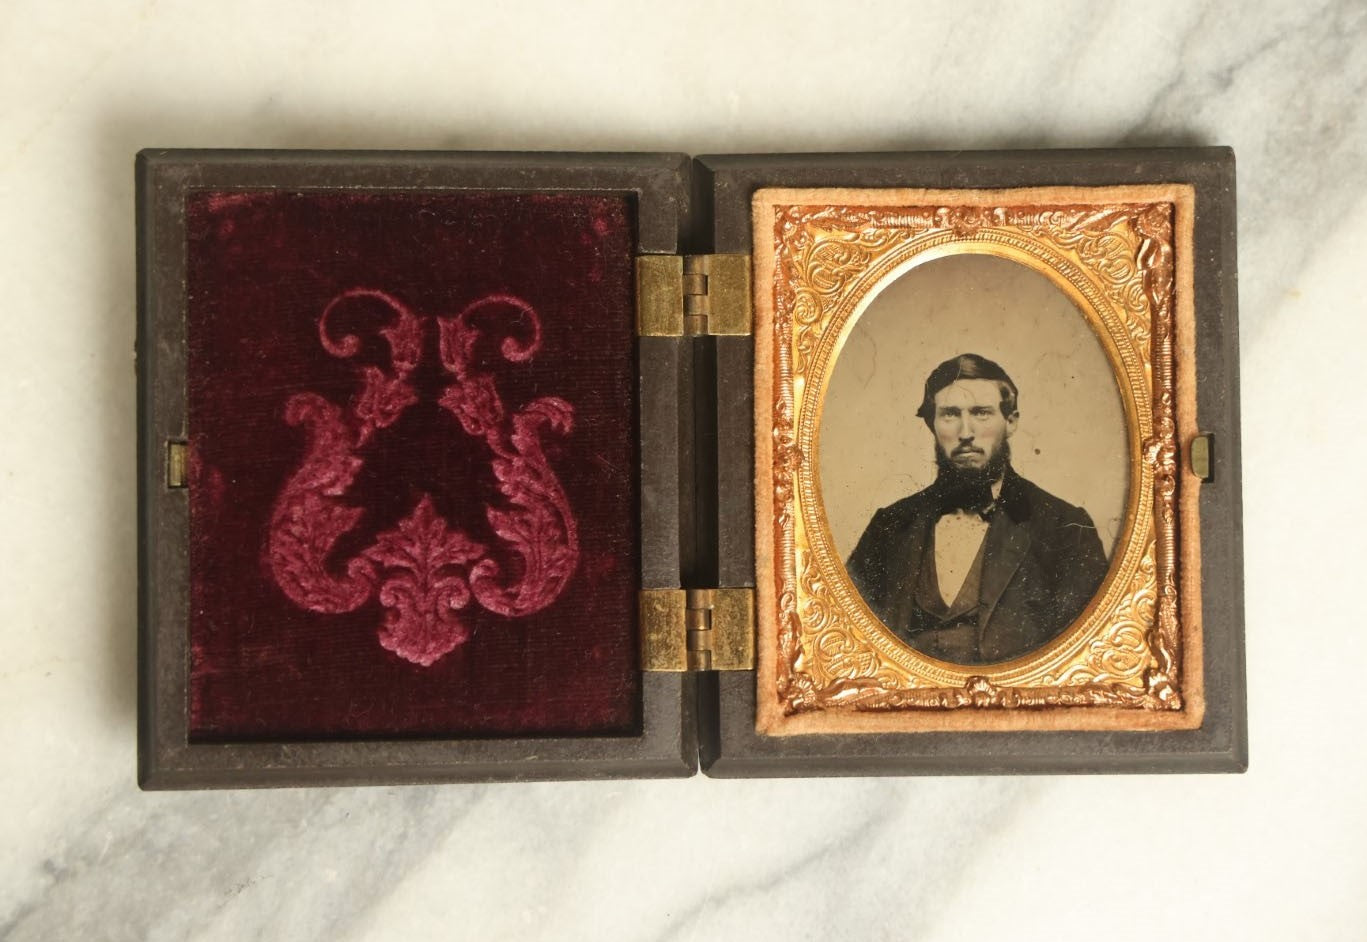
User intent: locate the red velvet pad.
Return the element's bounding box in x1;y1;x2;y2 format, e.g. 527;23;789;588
186;190;639;740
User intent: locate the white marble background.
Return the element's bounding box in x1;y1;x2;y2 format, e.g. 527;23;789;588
2;1;1365;939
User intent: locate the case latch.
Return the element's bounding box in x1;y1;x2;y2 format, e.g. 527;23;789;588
1189;432;1214;483
166;440;188;489
639;587;755;671
636;254;752;337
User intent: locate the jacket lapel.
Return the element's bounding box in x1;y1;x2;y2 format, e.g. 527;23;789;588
977;513;1030;625
978;471;1033;629
884;507;935;632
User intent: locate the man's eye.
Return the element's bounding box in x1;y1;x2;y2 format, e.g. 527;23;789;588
971;409;993;417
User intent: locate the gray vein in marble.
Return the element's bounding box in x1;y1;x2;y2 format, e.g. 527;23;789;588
1;786;486;942
644;796;900;942
1120;0;1367;343
335;781;667;942
647;778;1038;942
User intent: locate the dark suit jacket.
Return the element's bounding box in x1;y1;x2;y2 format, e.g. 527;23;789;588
845;467;1108;664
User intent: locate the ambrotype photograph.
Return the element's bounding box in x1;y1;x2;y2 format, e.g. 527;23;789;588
826;256;1127;666
754;186;1205;734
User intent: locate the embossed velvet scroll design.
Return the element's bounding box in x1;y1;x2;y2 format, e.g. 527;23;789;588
267;290;579;667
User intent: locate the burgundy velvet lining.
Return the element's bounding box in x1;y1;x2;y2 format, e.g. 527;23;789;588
186;190;639;741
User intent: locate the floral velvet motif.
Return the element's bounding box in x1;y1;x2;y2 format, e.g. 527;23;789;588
187;191;638;741
267;290;579;667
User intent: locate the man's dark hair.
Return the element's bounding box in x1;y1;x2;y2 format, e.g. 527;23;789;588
916;353;1019;428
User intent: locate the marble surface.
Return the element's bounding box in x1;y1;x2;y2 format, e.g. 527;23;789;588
3;1;1365;939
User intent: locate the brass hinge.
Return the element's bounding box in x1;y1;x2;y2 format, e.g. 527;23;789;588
639;587;756;671
636;254;752;337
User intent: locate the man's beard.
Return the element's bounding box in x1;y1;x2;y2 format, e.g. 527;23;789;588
935;440;1011;492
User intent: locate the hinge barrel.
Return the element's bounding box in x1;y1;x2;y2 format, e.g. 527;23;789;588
639;587;755;672
636;254;752;337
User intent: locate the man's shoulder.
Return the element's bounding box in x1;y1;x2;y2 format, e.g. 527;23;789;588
874;487;940;522
863;471;1096;531
1008;472;1093;525
848;486;937;575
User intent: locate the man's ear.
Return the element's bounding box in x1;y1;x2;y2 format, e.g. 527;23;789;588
1005;411;1020;436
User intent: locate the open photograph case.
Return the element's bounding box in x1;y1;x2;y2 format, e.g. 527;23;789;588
137;149;1244;788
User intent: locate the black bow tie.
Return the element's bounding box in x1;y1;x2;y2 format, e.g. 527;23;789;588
936;482;997;520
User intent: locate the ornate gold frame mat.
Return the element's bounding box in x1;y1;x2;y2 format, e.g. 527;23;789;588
753;186;1205;736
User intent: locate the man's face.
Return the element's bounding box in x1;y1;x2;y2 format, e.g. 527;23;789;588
932;379;1018;472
